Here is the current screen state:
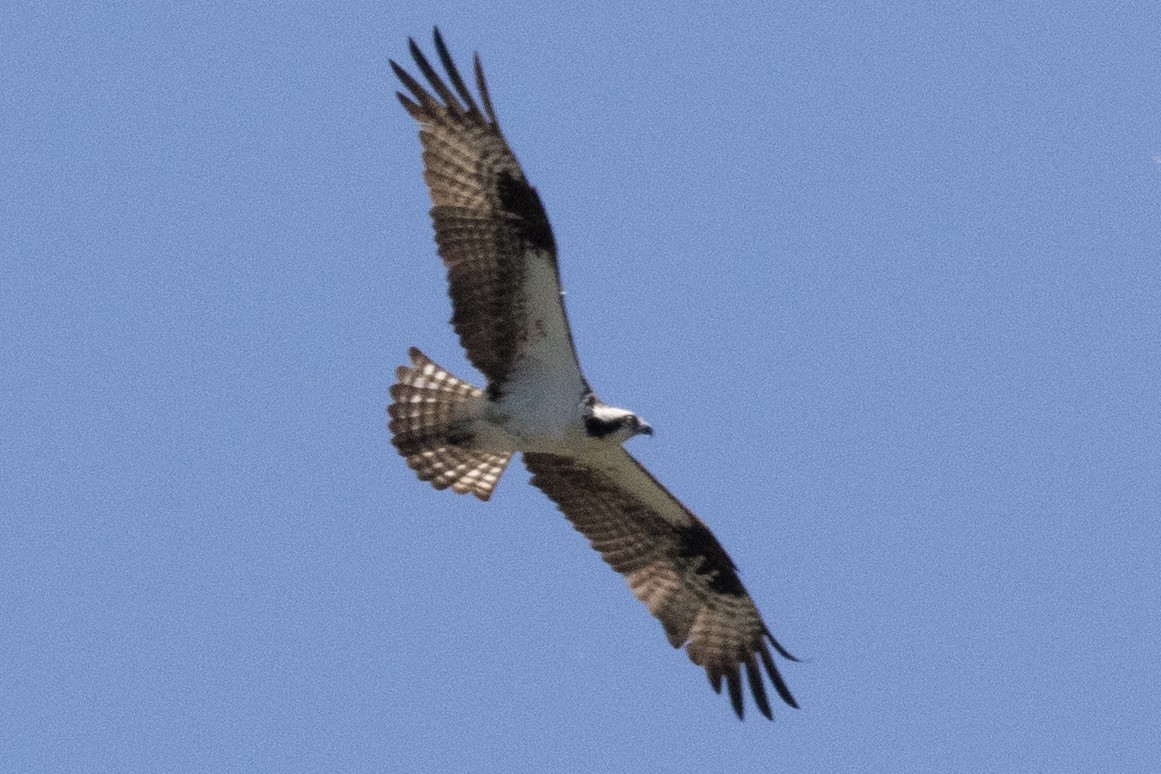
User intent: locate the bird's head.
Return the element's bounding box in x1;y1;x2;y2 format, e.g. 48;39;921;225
584;400;653;441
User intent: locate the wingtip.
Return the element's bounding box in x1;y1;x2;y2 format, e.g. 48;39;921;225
431;27;453;74
726;669;745;720
706;668;723;694
759;639;800;710
764;624;802;662
745;655;774;720
473;52;497;125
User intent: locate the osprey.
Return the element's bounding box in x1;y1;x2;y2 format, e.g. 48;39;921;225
388;29;799;720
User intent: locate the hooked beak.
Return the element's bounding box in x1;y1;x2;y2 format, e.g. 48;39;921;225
637;421;654;436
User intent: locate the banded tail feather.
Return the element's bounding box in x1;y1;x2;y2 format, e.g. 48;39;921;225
388;347;511;500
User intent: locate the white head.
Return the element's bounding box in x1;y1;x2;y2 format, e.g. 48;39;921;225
584;400;653;441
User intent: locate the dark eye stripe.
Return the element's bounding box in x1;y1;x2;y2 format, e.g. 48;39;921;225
584;415;623;438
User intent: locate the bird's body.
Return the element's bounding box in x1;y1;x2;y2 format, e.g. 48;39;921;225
387;29;799;720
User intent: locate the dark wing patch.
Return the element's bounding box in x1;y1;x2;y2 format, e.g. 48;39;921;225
391;29;562;387
497;171;555;254
523;452;799;720
675;517;748;597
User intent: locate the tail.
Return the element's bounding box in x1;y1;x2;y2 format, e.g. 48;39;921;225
387;347;512;501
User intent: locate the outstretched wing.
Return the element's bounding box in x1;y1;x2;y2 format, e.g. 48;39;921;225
523;449;799;720
391;29;587;397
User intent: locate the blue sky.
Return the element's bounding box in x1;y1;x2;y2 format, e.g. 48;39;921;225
4;2;1160;771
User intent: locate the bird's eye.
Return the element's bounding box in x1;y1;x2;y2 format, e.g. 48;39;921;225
624;416;639;428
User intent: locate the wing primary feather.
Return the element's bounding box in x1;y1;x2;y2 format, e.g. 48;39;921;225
431;27;484;118
393;90;421;119
726;668;744;720
408;34;463;116
760;641;800;709
745;654;773;720
474;53;498;126
707;666;724;694
390;59;440;115
765;625;801;663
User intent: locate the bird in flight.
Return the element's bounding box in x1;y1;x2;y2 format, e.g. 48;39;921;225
388;29;799;720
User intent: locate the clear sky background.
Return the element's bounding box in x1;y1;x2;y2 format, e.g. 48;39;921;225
4;3;1160;772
